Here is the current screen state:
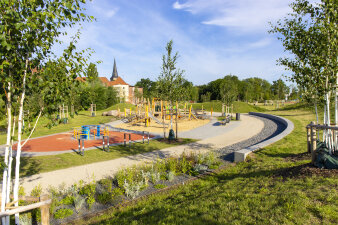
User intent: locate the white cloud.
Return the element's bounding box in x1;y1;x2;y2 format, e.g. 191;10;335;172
173;0;293;32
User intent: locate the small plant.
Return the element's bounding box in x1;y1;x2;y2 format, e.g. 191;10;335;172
154;184;167;189
193;164;208;173
154;159;166;174
73;194;86;213
97;192;112;205
60;195;74;205
19;213;32;225
166;158;178;174
123;180;141;199
111;187;123;198
150;171;161;184
79;182;96;209
166;170;175;181
54;208;74;219
179;154;192;174
30;184;42;197
19;186;26;197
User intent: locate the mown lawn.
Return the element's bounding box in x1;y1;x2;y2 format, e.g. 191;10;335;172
5;138;197;178
79;107;337;225
192;101;266;113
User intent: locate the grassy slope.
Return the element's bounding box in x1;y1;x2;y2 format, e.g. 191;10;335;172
83;107;337;225
191;101;266;113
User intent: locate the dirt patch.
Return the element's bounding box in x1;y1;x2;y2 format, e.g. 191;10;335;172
115;118;210;133
284;152;311;162
274;163;338;180
156;138;192;144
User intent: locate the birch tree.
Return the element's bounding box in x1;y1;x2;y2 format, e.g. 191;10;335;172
0;1;92;224
271;0;337;153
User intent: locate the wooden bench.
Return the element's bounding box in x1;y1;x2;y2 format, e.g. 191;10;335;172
220;115;232;125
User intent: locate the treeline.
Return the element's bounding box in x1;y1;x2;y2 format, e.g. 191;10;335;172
136;75;300;103
0;63;119;122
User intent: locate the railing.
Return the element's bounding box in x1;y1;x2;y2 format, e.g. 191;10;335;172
306;121;338;164
0;195;51;225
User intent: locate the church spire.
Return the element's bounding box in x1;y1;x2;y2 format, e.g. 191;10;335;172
110;58;118;81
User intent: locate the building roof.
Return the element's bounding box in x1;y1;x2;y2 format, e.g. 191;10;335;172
109;77;129;86
76;76;129;86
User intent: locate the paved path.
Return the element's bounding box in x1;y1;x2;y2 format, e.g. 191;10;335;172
17;114;264;193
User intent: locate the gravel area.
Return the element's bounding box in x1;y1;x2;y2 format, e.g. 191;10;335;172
218;115;287;161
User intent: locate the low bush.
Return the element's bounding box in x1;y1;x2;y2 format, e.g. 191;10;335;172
54;208;74;219
154;184;167;189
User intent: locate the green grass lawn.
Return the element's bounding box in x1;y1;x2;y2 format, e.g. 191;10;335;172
191;101;267;113
80;107;337;225
8;138;197;178
0;103;139;145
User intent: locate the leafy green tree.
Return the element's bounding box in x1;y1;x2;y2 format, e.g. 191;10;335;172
270;0;337;106
135;78;157;99
157;40;186;103
271;79;289;100
157;40;186;130
87;62;99;82
0;1;92;223
220;77;238;105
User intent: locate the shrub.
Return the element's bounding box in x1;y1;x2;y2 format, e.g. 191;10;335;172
30;184;42;197
60;195;74;205
19;213;32;225
111;188;123;198
73;194;85;213
154;184;167;189
166;158;178;175
193;164;208;173
79;183;96;209
54;208;74;219
123;180;141;199
150;171;161;184
166;171;175;181
97;192;112;205
179;154;192;174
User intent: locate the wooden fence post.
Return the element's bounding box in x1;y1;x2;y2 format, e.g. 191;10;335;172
307;125;311;153
40;195;50;225
310;121;317;165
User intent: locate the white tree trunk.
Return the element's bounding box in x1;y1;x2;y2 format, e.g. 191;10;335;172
14;58;28;224
335;76;338;153
1;81;12;225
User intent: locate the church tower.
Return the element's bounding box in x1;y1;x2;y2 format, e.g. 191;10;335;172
110;58;118;81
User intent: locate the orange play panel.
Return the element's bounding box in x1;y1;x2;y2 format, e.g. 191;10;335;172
13;131;151;152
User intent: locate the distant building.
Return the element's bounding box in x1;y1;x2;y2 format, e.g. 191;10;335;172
78;59;143;104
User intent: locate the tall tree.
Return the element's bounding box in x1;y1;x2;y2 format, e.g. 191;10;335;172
87;62;99;82
271;79;290;100
157;40;186;103
157;40;186;131
0;1;92;223
270;0;337;108
271;0;337;154
220;76;238;105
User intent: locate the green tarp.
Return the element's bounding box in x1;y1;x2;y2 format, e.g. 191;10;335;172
315;142;338;169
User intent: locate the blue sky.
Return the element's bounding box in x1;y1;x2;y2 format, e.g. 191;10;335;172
56;0;297;86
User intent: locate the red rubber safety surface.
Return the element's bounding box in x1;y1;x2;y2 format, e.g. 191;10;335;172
12;131;152;152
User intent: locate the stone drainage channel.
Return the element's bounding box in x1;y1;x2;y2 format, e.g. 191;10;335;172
218;114;287;161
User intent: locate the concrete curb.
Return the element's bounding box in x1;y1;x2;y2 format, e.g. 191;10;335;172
234;112;294;162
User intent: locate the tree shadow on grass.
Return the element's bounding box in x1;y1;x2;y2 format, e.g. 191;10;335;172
14;156;41;178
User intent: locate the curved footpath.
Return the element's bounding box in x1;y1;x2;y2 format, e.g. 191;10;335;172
2;113;292;194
